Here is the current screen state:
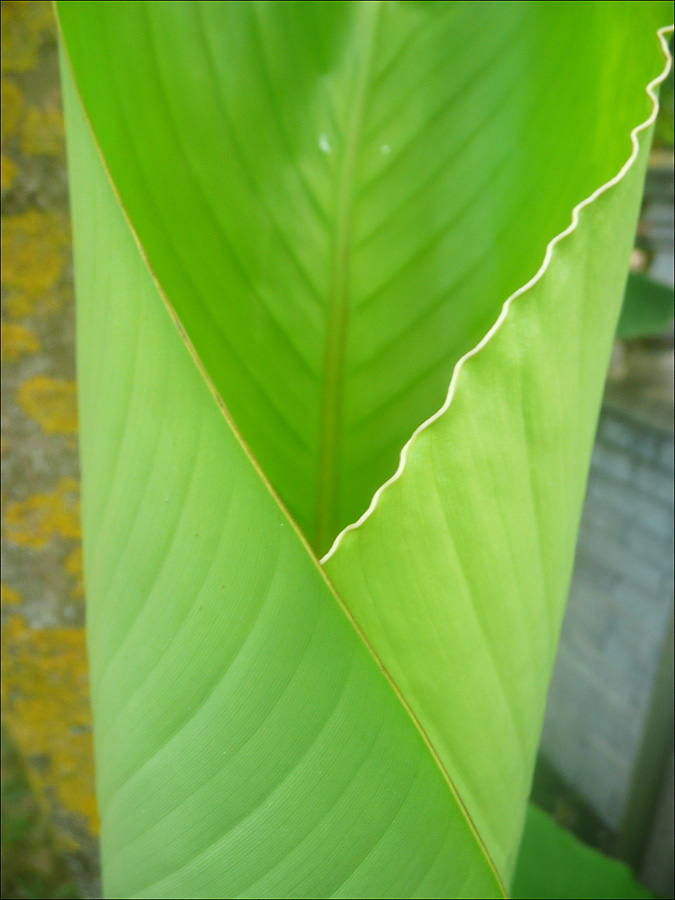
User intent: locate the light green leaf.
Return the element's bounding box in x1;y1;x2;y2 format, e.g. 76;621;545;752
60;45;502;900
617;271;675;339
322;10;672;884
55;1;673;897
512;805;653;899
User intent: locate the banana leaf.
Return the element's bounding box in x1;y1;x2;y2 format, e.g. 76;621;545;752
55;2;673;897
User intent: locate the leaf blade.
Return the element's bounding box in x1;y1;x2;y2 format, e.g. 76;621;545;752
59;35;503;900
56;2;673;895
55;1;671;554
324;15;673;885
513;805;653;900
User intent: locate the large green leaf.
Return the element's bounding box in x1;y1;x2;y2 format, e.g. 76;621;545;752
55;0;670;555
56;2;673;897
60;48;502;900
322;29;668;877
513;805;653;899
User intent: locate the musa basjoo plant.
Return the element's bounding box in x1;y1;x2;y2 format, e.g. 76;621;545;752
56;2;673;898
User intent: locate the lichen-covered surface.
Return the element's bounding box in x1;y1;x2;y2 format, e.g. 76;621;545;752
1;2;99;896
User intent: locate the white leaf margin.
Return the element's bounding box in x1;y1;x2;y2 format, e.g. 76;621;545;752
321;23;674;565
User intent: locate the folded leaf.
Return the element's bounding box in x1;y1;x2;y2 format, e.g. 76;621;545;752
55;0;671;555
323;10;672;884
56;1;673;897
60;45;502;900
512;805;653;899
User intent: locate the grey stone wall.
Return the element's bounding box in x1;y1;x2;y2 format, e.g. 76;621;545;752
541;406;673;829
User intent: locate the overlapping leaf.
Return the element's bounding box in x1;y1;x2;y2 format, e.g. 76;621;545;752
60;52;502;900
56;2;672;897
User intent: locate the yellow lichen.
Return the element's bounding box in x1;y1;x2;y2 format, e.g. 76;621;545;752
1;583;22;607
20;104;65;157
4;286;65;319
1;614;98;834
64;545;84;600
0;1;54;75
17;375;78;434
0;76;22;143
0;0;93;846
3;478;81;548
1;320;40;362
0;152;17;189
1;210;69;307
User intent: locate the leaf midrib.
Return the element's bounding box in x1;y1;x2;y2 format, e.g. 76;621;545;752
314;0;383;555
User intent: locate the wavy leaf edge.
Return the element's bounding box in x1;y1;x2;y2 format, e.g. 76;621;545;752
56;10;674;571
322;21;674;562
55;13;672;897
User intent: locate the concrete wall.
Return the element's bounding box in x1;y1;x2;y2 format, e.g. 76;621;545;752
541;406;673;829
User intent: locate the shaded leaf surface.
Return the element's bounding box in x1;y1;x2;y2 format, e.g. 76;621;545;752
617;272;674;339
513;805;653;900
